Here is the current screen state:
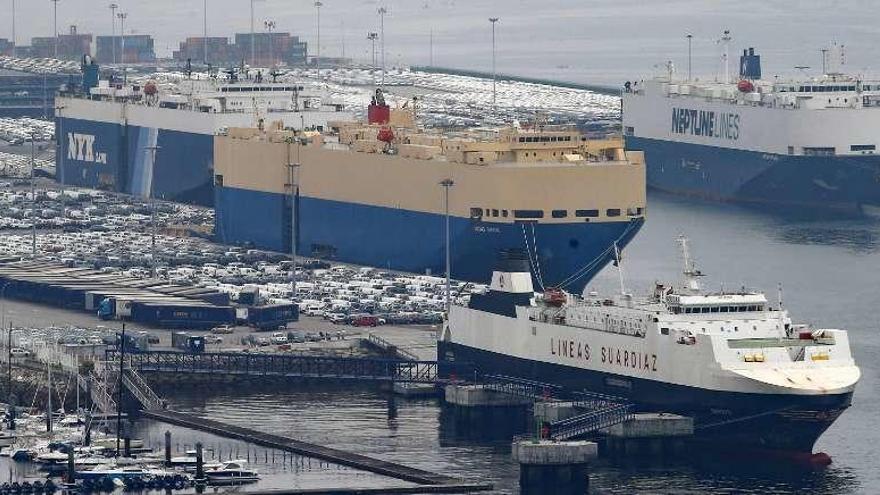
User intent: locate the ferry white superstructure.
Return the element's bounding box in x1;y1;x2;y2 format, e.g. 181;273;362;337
439;239;859;453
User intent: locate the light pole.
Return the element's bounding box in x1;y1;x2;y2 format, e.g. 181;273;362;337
439;178;454;314
55;103;65;220
264;20;276;67
50;0;60;59
144;146;160;278
378;7;387;87
314;1;323;67
686;34;692;81
367;32;378;69
203;0;208;65
109;3;117;64
489;17;499;108
250;0;255;66
30;132;36;258
117;12;127;82
285;133;302;303
11;0;17;57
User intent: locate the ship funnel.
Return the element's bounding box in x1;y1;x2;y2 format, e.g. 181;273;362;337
739;47;762;80
467;249;534;317
489;249;533;294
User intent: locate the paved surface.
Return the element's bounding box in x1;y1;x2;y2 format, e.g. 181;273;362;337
0;299;440;359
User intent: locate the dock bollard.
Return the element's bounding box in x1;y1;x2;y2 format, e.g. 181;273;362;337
164;431;172;466
195;442;205;483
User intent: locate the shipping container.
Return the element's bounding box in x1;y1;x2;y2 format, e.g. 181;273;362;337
247;303;299;330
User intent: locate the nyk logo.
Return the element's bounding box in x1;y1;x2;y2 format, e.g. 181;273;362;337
67;132;108;164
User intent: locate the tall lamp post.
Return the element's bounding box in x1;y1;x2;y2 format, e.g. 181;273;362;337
50;0;60;59
203;0;208;65
30;131;36;258
378;7;387;87
314;1;323;66
117;12;127;83
367;32;378;69
250;0;256;66
686;33;693;81
489;17;499;108
264;20;276;67
11;0;15;57
109;4;118;65
144;146;160;279
439;179;454;314
285;135;301;303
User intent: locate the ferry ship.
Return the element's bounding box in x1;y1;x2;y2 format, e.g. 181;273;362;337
622;45;880;212
439;239;860;453
55;61;351;206
212;94;646;291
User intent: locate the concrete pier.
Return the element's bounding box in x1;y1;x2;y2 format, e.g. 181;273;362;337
444;385;532;407
603;413;693;457
533;401;582;424
512;440;597;494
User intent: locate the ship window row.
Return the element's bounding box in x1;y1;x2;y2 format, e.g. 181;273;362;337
220;86;304;93
470;207;644;220
795;85;856;93
850;144;875;152
675;305;764;314
517;136;573;143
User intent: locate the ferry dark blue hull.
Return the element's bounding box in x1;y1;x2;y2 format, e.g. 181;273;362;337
438;341;852;453
55;117;214;205
626;136;880;211
214;185;644;292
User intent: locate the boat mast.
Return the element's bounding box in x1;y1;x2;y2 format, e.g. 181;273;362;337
677;235;703;293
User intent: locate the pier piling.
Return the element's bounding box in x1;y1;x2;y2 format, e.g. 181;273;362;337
512;440;597;495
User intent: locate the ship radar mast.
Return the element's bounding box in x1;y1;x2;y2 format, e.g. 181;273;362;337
677;235;704;293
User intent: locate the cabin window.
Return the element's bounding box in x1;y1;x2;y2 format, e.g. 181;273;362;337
606;208;621;217
684;308;692;314
851;144;876;152
551;210;568;218
720;306;729;313
660;328;669;335
576;209;599;218
514;210;544;219
214;174;224;186
502;210;509;218
738;306;748;312
710;307;720;313
491;209;499;217
700;307;710;314
470;207;483;219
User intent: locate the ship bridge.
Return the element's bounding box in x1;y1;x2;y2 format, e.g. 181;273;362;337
665;293;767;315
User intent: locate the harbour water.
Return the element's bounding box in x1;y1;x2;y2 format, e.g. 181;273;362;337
142;192;879;494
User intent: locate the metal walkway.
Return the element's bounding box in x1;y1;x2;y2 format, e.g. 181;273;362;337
143;409;491;489
480;375;635;440
108;350;441;383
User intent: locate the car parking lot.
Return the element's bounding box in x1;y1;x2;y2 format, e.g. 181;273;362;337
0;182;481;335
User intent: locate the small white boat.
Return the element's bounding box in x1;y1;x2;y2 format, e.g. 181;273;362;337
204;460;259;485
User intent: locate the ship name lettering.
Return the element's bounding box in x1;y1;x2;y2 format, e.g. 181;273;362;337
601;345;657;372
549;338;590;361
671;107;739;141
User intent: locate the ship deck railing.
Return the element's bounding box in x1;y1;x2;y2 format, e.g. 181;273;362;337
726;336;834;349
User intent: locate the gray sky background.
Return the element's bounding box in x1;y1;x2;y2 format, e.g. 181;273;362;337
4;0;880;85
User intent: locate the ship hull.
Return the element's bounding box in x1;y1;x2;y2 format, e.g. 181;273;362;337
626;136;880;211
215;185;644;292
438;340;852;453
56;117;215;205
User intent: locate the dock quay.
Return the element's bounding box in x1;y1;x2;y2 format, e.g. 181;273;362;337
142;409;492;491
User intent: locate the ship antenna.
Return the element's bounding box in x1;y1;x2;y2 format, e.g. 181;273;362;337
613;242;627;296
777;282;784;310
677;235;703;293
